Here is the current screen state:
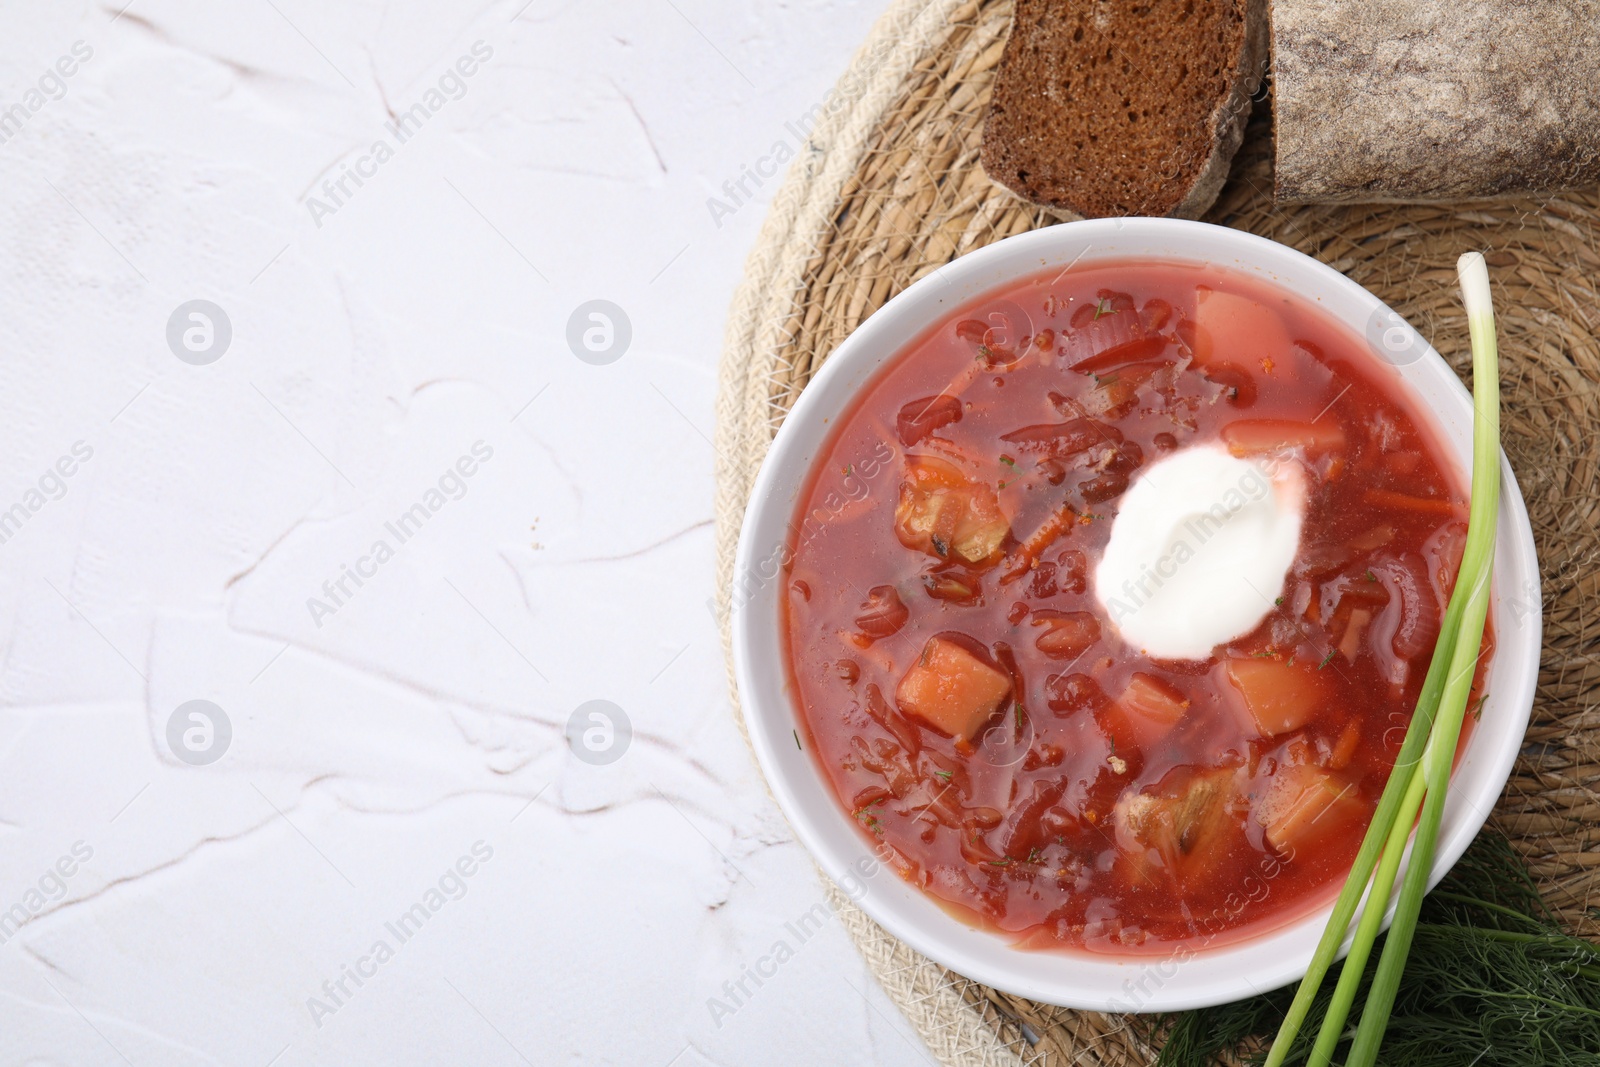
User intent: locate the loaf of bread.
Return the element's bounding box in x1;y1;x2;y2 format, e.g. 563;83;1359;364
981;0;1268;219
1274;0;1600;202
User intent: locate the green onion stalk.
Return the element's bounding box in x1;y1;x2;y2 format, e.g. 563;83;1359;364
1265;251;1501;1067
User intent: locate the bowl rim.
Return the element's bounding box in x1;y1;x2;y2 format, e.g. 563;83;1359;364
730;217;1541;1010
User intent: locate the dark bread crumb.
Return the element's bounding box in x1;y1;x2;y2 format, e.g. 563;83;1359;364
982;0;1266;218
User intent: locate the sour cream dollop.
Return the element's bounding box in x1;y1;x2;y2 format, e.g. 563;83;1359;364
1093;445;1306;660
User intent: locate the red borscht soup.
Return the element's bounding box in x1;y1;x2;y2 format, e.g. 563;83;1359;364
782;261;1492;953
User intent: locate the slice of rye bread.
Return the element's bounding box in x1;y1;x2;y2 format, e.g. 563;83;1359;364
981;0;1268;219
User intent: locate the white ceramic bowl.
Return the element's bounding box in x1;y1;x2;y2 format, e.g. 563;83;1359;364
730;218;1540;1010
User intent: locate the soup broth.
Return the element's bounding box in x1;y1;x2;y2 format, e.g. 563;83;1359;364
782;261;1492;953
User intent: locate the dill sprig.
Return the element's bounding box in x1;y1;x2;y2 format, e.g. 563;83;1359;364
1155;831;1600;1067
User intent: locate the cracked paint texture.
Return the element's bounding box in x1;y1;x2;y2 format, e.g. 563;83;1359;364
0;1;934;1065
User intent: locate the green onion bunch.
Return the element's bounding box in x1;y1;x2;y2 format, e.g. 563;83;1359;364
1158;832;1600;1066
1159;255;1600;1067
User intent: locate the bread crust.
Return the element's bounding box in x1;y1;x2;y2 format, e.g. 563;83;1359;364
981;0;1268;219
1172;0;1268;218
1274;0;1600;203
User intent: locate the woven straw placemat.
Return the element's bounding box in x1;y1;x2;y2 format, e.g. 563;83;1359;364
711;2;1600;1063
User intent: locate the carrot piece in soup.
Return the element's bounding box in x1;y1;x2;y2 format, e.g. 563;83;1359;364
1328;719;1362;770
1338;607;1372;662
1224;658;1327;737
1001;501;1077;581
893;456;1010;565
1362;487;1466;518
1254;765;1366;857
1190;288;1293;368
1222;418;1347;456
1104;673;1190;751
894;636;1012;741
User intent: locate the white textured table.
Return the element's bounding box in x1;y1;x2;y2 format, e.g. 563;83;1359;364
0;2;935;1063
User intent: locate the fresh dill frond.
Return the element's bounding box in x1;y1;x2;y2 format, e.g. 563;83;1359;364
1154;831;1600;1067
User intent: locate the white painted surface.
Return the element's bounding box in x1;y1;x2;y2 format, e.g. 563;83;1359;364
0;2;937;1064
